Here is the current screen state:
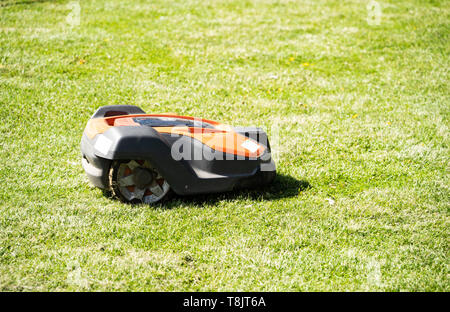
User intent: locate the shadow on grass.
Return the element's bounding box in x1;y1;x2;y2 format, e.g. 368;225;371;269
165;173;310;209
0;0;50;7
102;174;310;208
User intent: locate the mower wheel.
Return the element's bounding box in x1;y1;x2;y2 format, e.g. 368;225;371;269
109;160;171;204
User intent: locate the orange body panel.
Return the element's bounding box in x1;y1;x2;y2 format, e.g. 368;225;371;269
84;118;112;139
84;114;265;157
155;127;264;158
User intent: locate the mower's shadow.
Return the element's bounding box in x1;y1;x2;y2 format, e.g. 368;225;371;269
163;174;311;209
102;174;310;208
0;0;50;7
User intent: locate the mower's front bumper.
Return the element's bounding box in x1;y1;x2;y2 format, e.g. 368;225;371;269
81;133;111;189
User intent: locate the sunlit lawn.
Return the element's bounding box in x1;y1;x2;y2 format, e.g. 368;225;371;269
0;0;448;291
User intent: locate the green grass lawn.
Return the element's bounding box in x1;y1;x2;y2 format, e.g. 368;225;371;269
0;0;448;291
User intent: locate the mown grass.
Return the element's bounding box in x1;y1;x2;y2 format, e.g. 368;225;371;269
0;0;448;291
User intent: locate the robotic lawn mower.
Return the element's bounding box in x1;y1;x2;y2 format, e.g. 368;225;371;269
81;105;276;204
